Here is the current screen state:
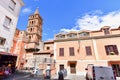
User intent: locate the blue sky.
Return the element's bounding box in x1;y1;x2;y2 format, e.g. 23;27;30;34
17;0;120;41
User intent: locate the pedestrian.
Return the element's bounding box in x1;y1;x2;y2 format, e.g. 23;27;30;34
58;70;64;80
4;67;10;77
43;69;46;79
33;68;38;77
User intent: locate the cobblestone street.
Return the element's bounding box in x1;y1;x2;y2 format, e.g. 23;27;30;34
1;72;120;80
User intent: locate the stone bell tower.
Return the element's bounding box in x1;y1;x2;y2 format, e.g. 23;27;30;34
25;8;43;51
23;8;43;68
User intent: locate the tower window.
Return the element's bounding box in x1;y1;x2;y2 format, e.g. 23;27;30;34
29;36;31;39
32;21;33;24
30;28;32;32
34;21;36;25
46;46;50;50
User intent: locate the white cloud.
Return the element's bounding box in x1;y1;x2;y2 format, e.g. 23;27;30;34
60;28;78;32
60;10;120;32
22;8;32;14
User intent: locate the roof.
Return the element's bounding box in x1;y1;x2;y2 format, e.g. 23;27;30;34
44;40;54;44
34;8;40;14
37;50;54;54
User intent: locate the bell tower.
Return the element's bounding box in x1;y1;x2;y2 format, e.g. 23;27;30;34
26;8;43;50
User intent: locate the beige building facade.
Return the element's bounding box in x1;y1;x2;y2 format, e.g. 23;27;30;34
0;0;24;52
54;26;120;76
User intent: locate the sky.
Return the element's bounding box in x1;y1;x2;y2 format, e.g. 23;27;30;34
17;0;120;41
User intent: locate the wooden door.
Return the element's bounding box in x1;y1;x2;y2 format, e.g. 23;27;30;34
70;64;76;73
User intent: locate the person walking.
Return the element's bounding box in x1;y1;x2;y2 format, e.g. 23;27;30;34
58;70;64;80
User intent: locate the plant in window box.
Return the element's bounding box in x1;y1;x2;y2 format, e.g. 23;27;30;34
110;52;115;55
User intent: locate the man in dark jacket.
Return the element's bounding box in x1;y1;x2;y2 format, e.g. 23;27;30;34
58;70;64;80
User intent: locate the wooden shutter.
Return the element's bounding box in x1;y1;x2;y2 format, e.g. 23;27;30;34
105;46;109;55
59;48;64;56
69;47;74;56
85;46;92;55
113;45;119;55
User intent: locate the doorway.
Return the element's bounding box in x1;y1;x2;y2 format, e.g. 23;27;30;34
70;63;76;73
112;64;120;77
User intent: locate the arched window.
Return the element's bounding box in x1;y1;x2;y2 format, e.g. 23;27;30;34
103;28;110;35
79;32;89;37
67;33;77;38
29;36;31;39
30;28;32;32
32;21;33;25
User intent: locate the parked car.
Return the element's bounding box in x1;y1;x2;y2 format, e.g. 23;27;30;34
85;64;116;80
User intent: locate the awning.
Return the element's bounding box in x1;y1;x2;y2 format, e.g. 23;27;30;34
0;52;18;56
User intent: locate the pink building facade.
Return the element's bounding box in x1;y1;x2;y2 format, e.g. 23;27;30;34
54;26;120;76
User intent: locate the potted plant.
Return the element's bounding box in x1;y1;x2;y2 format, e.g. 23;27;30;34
110;52;115;55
